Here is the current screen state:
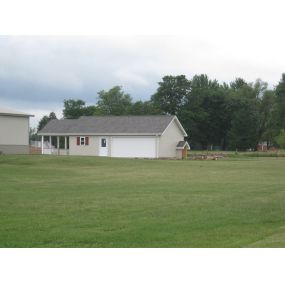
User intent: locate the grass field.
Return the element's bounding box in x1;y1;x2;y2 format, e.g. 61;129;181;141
0;155;285;247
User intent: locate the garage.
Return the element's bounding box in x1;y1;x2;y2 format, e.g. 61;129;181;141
111;137;156;158
39;115;188;158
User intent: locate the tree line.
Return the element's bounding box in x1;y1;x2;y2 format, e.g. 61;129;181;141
35;73;285;150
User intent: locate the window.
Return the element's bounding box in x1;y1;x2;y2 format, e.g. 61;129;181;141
101;138;107;147
77;136;89;146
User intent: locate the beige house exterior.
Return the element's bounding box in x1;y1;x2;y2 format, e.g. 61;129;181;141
38;115;190;159
0;108;34;154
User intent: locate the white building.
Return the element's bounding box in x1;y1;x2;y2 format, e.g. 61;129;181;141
0;108;34;154
38;115;190;159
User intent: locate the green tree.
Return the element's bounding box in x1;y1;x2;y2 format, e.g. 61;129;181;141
181;74;226;149
37;112;57;132
230;78;247;90
223;78;268;150
129;100;161;115
253;78;268;98
63;99;97;119
151;75;191;116
227;97;260;151
29;127;40;141
259;90;278;147
97;86;132;115
275;73;285;129
275;129;285;149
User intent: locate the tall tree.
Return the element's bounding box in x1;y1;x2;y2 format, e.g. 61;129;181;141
129;100;161;115
253;78;268;98
37;112;57;131
275;73;285;129
275;129;285;149
29;127;40;141
227;98;260;150
151;75;191;116
181;74;226;149
259;90;278;146
97;86;132;115
63;99;97;119
230;78;247;90
225;79;263;150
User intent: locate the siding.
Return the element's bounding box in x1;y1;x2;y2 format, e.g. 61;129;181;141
158;119;184;158
65;126;184;158
0;115;29;145
0;115;30;154
0;145;29;154
69;136;100;156
69;135;158;157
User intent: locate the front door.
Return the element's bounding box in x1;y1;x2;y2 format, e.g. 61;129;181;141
99;137;108;156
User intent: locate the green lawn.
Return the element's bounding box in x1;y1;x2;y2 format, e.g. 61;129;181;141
0;155;285;247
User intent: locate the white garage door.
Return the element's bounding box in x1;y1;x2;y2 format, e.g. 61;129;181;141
111;137;156;158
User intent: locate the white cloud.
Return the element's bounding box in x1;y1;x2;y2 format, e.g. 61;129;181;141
0;32;285;126
115;69;149;87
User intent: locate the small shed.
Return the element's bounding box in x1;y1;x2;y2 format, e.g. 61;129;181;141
176;141;190;159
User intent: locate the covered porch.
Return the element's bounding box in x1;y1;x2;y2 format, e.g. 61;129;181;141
41;135;70;155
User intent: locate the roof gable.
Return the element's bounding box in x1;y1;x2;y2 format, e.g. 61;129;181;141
161;116;188;137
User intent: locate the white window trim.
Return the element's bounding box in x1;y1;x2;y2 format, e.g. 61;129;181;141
80;136;86;146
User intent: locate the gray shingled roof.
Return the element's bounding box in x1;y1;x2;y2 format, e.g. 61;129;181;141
38;115;175;135
176;141;190;149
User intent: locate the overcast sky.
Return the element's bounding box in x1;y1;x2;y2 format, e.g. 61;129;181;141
1;0;285;127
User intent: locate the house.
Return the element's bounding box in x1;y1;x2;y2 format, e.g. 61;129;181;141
38;115;190;159
0;107;34;154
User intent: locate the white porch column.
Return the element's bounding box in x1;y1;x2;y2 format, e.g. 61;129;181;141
41;136;44;155
155;135;159;159
57;136;60;155
64;136;67;155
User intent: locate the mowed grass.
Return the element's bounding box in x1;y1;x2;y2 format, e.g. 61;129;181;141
0;155;285;247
